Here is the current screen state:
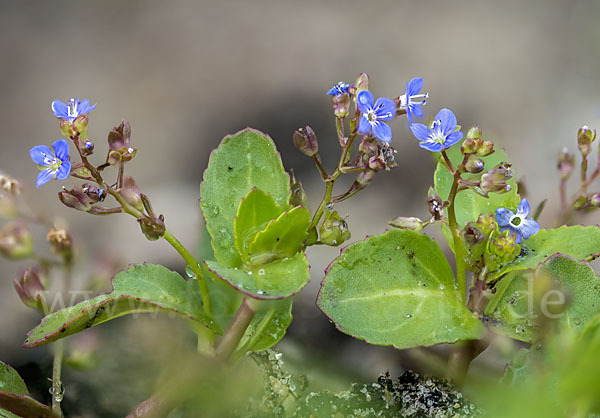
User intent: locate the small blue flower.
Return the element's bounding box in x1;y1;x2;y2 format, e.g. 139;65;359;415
410;108;463;152
52;98;96;121
327;81;355;96
399;77;428;122
357;91;396;143
29;140;71;188
496;198;540;244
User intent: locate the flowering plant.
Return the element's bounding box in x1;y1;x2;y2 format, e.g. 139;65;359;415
1;73;600;417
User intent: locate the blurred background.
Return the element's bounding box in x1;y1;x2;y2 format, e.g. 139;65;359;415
1;0;600;415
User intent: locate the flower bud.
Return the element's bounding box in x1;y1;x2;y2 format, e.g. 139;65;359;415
289;180;307;208
465;157;485;174
480;163;512;194
13;269;46;311
138;215;166;241
476;141;495;157
461;138;482;155
108;120;132;152
355;72;369;93
426;194;444;220
573;196;588;210
73;114;89;138
466;126;482;140
59;186;94;212
485;230;520;271
355;168;376;187
590;194;600;208
0;222;33;259
331;93;351;118
577;125;596;156
81;184;106;203
60;119;76;138
0;174;22;196
47;227;73;260
558;148;575;180
292;126;318;157
319;211;350;246
121;176;144;212
82;139;94;156
388;216;424;232
368;154;386;171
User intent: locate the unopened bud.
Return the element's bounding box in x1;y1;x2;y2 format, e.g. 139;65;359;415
81;184;106;203
485;230;520;271
121;176;144;212
108;147;137;165
292;126;318;157
355;72;369;93
558;148;575;180
332;93;351;118
289;181;307;207
462;223;484;246
13;269;46;311
319;211;350;246
476;141;494;157
466;126;482;140
590;194;600;208
73;114;89;138
47;228;73;260
577;125;596;156
461;138;482;155
356;168;376;187
0;222;33;259
426;194;444;220
573;196;588;210
388;216;424;232
480;163;512;194
138;215;166;241
82;139;94;156
108;120;132;152
60;119;76;138
368;154;386;171
465;157;485;174
59;186;94;211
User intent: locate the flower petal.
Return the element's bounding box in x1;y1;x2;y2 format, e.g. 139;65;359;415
419;141;443;152
373;97;396;121
496;208;514;226
407;77;423;96
372;121;392;143
36;169;56;188
410;123;431;142
52;139;70;162
357;91;374;113
358;115;371;135
443;131;463;149
30;145;54;166
517;198;530;217
411;105;424;118
56;160;71;180
436;108;458;135
51;100;68;118
519;218;540;240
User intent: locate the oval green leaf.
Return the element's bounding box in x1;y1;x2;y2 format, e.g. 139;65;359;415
24;264;218;347
246;206;310;266
0;361;54;418
205;253;310;300
317;230;484;349
237;299;293;352
234;188;285;259
200;128;290;267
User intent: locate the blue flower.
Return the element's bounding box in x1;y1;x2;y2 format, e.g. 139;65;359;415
327;82;355;96
52;98;96;121
357;91;396;143
399;77;428;122
410;108;463;152
496;198;540;244
29;140;71;188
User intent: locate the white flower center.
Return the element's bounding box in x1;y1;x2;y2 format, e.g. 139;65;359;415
510;215;523;227
67;99;79;118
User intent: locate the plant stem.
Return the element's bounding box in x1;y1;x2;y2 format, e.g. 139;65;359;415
215;298;256;360
51;340;64;417
232;306;277;361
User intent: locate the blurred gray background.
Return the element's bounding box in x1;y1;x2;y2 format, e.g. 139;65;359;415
1;0;600;412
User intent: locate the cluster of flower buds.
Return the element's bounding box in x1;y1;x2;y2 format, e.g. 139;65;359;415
13;268;46;311
0;221;33;259
59;183;106;212
107;120;136;165
480;162;513;195
485;229;520;271
319;211;350;246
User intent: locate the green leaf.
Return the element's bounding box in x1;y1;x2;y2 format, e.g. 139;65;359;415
434;140;520;227
205;253;310;300
493;225;600;279
238;299;293;352
0;361;54;418
24;264;218;347
317;230;485;349
246;206;310;266
234;188;285;259
486;255;600;342
200;128;290;267
204;265;243;331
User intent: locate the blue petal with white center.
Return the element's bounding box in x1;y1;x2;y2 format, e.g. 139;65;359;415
495;198;540;243
327;81;354;96
399;77;428;122
410;108;463;152
356;91;396;143
29;139;71;188
52;98;96;121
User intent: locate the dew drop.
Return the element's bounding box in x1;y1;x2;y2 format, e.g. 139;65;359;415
439;285;445;290
406;314;412;318
574;318;582;326
325;202;335;210
185;264;195;278
258;268;265;276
